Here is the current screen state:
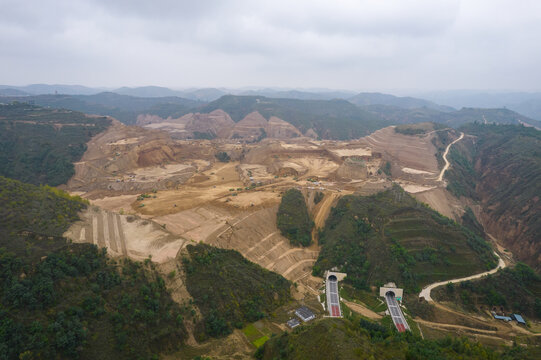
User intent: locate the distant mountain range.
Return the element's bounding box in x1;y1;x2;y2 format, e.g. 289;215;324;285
1;85;540;135
414;90;541;121
4;84;541;121
348;92;455;112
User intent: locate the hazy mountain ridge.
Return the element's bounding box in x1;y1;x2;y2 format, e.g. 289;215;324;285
349;92;455;112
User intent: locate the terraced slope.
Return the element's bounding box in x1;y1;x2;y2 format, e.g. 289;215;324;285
206;206;321;292
313;186;497;292
64;207;186;263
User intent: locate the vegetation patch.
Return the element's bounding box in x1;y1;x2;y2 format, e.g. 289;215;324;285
0;176;88;259
446;124;541;271
183;244;291;340
433;263;541;320
0;177;188;359
215;151;231;162
313;186;496;292
277;189;313;247
0;103;111;186
255;317;536;360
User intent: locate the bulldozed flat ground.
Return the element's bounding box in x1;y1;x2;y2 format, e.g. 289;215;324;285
65;124;464;277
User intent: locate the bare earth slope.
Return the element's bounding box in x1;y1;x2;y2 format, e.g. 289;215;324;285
64;206;186;263
67;119;195;196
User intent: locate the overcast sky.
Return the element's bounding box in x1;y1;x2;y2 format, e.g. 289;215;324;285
1;0;540;91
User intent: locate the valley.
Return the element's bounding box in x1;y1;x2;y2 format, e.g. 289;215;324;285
1;100;540;359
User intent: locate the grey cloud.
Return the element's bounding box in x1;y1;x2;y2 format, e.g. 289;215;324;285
0;0;539;90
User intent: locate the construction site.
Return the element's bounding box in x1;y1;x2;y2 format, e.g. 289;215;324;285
59;116;540;355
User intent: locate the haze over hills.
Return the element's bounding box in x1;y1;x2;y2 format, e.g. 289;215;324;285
414;90;541;122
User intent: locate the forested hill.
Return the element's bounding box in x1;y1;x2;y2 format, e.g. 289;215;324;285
0;92;200;125
200;95;392;139
0;176;189;359
0;103;111;186
313;186;496;292
362;105;541;128
256;317;540;360
445;123;541;271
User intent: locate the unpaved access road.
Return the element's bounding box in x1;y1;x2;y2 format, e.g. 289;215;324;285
437;132;464;181
419;248;506;301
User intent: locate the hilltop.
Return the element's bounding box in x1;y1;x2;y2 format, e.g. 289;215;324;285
0;103;111;186
313;186;496;292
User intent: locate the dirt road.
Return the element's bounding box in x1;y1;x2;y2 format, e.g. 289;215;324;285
437;132;464;181
419;249;506;301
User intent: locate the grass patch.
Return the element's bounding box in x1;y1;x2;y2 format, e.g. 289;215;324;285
253;335;270;348
243;324;264;342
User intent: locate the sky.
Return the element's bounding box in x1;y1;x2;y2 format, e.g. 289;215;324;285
1;0;541;91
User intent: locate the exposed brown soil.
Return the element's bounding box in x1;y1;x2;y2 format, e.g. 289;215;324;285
64;206;186;263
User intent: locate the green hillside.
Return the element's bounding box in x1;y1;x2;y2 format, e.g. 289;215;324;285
0;177;188;359
313;186;496;292
200;95;392;139
277;189;313;247
0;102;111;186
445;124;541;271
433;263;541;320
348;92;454;112
183;243;291;340
0;93;199;125
362;104;541;128
256;317;537;360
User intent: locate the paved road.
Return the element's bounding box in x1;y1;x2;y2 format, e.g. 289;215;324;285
437;132;464;181
419;249;506;301
326;277;341;317
385;292;409;332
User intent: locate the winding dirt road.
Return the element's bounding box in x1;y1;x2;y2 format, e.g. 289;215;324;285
437;132;464;181
419;250;506;301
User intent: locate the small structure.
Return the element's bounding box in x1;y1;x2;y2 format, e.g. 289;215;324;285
511;314;526;325
492;312;512;322
287;318;300;329
379;282;404;303
325;271;347;317
295;306;315;322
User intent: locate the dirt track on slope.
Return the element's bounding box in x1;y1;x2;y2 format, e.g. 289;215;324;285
437;132;464;181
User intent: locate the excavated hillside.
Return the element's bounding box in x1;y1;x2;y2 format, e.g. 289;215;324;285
139;109;303;141
66;119;196;196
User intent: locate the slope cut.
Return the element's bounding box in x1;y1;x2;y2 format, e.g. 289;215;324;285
64;206;186;263
66;119;195;196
